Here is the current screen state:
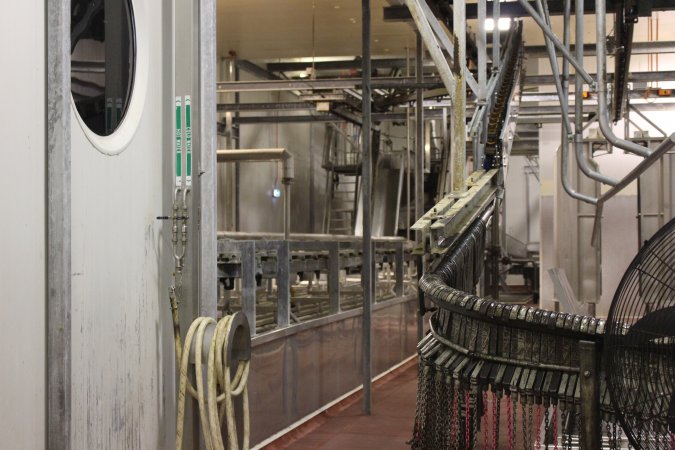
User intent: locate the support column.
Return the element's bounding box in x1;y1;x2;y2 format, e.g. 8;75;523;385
361;0;373;416
415;32;426;342
579;340;601;449
451;0;467;194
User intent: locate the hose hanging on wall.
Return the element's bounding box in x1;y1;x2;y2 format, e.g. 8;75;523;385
171;300;251;450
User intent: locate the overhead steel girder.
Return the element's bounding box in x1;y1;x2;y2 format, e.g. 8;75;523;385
216;71;675;94
384;0;675;21
265;41;675;73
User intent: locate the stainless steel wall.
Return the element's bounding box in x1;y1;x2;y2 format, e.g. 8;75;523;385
247;296;418;446
233;73;328;234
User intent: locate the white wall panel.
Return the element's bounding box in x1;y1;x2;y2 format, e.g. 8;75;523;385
0;1;46;448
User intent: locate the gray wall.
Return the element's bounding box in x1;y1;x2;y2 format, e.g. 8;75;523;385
0;1;46;447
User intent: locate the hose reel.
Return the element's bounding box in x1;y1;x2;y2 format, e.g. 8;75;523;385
172;308;252;450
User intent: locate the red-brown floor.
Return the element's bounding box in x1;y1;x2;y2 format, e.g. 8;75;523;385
263;359;522;450
266;362;418;450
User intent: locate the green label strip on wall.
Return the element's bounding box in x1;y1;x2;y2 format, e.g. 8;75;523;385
175;97;182;188
185;95;192;187
115;98;123;126
106;98;113;135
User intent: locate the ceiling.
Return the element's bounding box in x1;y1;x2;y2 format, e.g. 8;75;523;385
216;1;675;65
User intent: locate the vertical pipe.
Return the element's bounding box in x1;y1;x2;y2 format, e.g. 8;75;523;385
241;241;257;336
595;0;651;157
492;0;500;71
328;242;341;313
476;0;487;173
361;0;373;415
415;32;424;237
451;0;467;194
539;0;596;204
276;241;290;327
477;0;487;100
415;32;426;343
406;47;412;241
284;183;291;240
574;0;619;187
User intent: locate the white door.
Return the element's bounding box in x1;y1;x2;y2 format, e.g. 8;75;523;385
69;0;174;447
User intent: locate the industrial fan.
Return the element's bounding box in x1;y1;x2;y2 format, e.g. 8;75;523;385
605;217;675;450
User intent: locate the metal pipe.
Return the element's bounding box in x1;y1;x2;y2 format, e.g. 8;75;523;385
415;31;426;344
216;148;295;238
574;0;618;186
478;0;487;100
592;133;675;243
216;148;294;180
415;32;424;236
517;0;594;85
599;133;675;203
536;0;572;137
284;184;291;240
406;47;412;241
560;0;597;205
595;0;651;158
492;0;500;69
361;0;373;416
451;0;467;194
629;104;668;137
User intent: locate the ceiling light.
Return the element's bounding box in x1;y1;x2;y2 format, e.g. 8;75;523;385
484;17;511;32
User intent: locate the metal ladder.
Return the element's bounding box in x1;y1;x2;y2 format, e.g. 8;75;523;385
322;123;362;235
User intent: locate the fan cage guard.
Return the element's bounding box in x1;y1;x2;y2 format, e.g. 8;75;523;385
606;218;675;450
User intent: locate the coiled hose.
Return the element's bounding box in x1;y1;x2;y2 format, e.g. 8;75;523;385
171;298;250;450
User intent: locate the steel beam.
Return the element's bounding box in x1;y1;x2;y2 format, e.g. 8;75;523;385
361;0;373;416
47;0;72;447
451;0;467;194
383;1;675;21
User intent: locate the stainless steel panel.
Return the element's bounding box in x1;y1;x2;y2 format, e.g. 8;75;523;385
248;297;418;446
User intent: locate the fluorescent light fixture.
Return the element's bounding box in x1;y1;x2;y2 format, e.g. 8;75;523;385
484;17;512;32
273;188;282;198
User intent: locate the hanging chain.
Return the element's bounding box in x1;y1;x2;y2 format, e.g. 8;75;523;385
506;396;513;450
575;409;582;450
472;391;479;450
552;405;559;450
495;393;501;449
523;403;530;450
535;404;542;450
483;391;490;450
560;409;570;450
465;389;471;450
492;392;498;449
605;421;614;450
543;407;550;450
511;398;517;450
451;384;459;449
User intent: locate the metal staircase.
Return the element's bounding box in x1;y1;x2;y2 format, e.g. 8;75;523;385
322;123;362;234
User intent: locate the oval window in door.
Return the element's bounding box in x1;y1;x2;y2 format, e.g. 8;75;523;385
71;0;136;136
